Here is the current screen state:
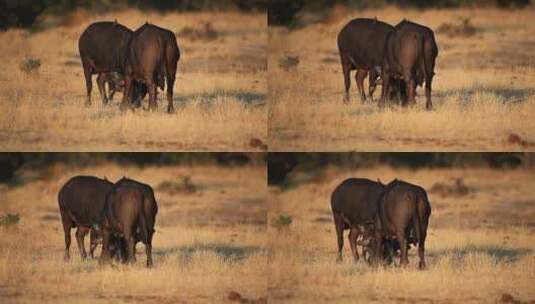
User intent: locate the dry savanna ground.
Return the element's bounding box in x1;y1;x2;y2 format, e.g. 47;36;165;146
269;7;535;151
0;163;267;303
268;166;535;303
0;10;267;151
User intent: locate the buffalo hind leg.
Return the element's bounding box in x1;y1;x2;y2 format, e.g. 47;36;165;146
356;69;368;102
75;226;90;260
126;234;136;264
340;54;351;103
61;210;74;261
165;73;175;114
148;82;157;112
81;60;93;106
145;235;153;267
333;212;345;261
397;231;409;267
425;76;433;111
348;228;360;263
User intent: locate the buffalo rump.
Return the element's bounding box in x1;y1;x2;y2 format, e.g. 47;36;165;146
100;177;157;267
380;20;438;110
374;179;431;269
122;23;180;113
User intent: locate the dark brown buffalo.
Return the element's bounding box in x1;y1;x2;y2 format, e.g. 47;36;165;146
100;177;157;267
337;18;394;102
58;175;113;261
122;23;180;113
374;179;431;269
380;20;438;110
79;21;148;106
331;178;386;262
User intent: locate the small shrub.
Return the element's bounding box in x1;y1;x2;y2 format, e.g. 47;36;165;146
157;176;197;194
178;22;218;41
0;213;20;227
436;17;478;37
20;58;41;74
271;214;292;229
278;56;300;71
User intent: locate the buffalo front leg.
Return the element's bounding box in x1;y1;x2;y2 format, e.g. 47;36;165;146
75;226;90;260
348;228;360;263
96;74;109;105
379;72;390;108
89;229;99;259
120;77;133;111
98;228;111;266
356;69;367;102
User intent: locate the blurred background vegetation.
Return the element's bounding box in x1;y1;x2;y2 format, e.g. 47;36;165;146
0;0;268;29
0;153;265;183
268;153;535;185
268;0;532;25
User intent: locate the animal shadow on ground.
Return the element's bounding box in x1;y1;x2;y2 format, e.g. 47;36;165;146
436;86;535;104
173;90;266;107
430;245;532;264
154;243;263;263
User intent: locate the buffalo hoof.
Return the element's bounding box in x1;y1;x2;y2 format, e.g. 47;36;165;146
418;261;426;270
119;102;129;112
167;105;175;114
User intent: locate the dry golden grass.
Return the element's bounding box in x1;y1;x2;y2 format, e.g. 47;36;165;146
268;166;535;303
269;7;535;151
0;10;267;151
0;163;267;303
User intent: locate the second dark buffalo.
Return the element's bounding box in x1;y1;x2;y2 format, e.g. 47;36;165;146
100;177;158;267
374;179;432;269
122;23;180;113
58;175;113;261
380;20;438;110
337;18;394;102
331;178;386;262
